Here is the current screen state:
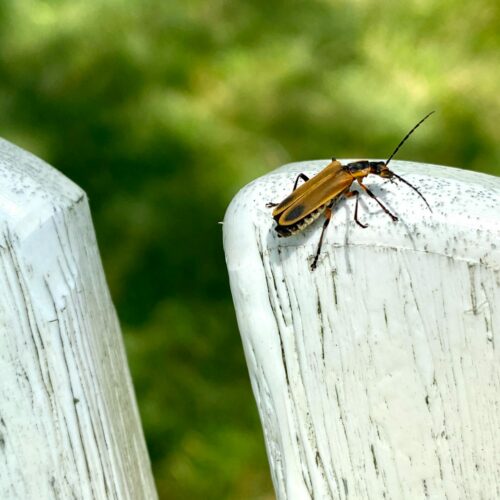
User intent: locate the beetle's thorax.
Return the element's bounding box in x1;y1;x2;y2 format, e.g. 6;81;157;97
343;160;372;179
344;160;393;179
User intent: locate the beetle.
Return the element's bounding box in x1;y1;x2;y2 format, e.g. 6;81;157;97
267;111;434;270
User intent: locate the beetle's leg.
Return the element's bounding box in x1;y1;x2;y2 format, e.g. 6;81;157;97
311;202;334;270
357;180;398;222
345;190;368;228
266;173;310;208
293;173;310;191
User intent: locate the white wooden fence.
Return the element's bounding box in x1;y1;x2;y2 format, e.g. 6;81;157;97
224;160;500;499
0;139;157;499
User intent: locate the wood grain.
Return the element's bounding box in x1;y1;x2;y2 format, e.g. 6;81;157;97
0;139;157;499
224;160;500;499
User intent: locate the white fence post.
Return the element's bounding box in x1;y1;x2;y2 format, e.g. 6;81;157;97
223;160;500;499
0;139;157;499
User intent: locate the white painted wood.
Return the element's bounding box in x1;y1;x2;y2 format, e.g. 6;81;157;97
224;160;500;500
0;139;157;499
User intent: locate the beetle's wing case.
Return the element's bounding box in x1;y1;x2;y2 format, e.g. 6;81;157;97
277;169;354;226
272;160;343;217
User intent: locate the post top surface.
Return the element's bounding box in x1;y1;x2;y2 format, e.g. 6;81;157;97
0;137;84;233
224;160;500;272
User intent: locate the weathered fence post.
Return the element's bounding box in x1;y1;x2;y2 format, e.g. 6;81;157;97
224;160;499;499
0;139;157;499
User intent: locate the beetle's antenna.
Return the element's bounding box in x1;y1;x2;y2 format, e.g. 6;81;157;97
391;172;432;212
385;111;435;168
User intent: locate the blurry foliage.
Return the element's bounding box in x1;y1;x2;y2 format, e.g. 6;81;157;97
0;0;498;498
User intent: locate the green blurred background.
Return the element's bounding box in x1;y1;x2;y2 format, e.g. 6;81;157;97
0;0;498;498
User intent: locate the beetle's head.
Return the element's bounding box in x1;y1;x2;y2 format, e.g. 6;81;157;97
370;111;435;213
370;161;393;178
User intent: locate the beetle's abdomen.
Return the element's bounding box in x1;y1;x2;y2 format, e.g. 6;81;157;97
274;204;326;237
